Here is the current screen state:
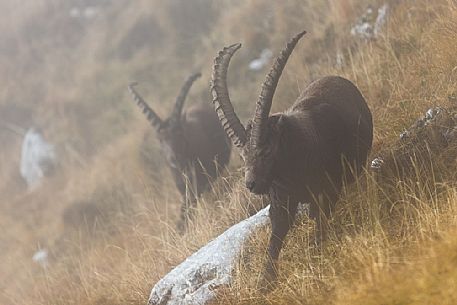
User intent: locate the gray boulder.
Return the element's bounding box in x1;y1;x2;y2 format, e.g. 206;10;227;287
20;128;56;189
148;206;270;305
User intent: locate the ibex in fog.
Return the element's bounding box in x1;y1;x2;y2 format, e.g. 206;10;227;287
211;31;373;287
128;73;231;230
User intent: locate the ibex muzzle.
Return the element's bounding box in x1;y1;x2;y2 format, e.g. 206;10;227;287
211;31;373;289
128;73;231;231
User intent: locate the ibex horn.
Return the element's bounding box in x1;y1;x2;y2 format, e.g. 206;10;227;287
171;72;202;124
211;43;247;149
128;82;164;130
251;30;307;148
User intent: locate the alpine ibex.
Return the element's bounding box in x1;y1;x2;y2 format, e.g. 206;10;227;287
128;73;231;230
211;31;373;286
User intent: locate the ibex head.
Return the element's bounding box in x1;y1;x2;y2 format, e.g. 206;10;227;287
128;72;202;168
211;31;306;194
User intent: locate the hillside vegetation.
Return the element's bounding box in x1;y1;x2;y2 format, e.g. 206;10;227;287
0;0;457;304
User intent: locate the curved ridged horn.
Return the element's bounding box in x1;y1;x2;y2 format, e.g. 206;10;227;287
128;82;163;130
170;72;202;124
251;30;307;147
211;43;247;149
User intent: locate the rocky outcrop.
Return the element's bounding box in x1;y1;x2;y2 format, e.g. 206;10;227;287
20;128;57;189
148;207;270;305
351;4;389;40
371;106;457;178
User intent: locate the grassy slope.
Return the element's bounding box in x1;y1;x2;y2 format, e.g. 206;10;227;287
0;0;456;304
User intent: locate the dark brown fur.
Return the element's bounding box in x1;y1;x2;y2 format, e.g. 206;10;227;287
253;76;373;284
166;104;232;202
210;32;373;288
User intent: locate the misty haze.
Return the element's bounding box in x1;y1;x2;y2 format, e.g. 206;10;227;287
1;1;457;304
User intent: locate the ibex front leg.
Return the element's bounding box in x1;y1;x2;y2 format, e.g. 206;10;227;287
261;192;298;291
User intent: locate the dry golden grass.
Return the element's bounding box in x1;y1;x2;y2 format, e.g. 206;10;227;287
1;0;457;304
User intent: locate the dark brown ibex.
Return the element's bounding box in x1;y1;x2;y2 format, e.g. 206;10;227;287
128;73;231;230
211;31;373;286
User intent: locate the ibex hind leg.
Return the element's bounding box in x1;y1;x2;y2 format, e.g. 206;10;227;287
177;188;200;233
176;168;205;233
259;197;298;293
177;197;194;233
309;192;336;247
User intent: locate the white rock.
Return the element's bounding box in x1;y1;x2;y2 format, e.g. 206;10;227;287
351;3;389;40
69;6;99;19
425;107;444;121
400;130;410;140
32;249;49;268
148;206;270;305
20;128;57;189
248;49;273;71
83;6;99;19
374;4;389;36
370;157;384;170
351;21;374;40
69;7;81;18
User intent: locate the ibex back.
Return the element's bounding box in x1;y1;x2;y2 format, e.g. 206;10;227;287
211;31;373;288
128;73;231;231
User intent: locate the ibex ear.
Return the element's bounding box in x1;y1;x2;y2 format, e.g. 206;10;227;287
270;114;286;135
